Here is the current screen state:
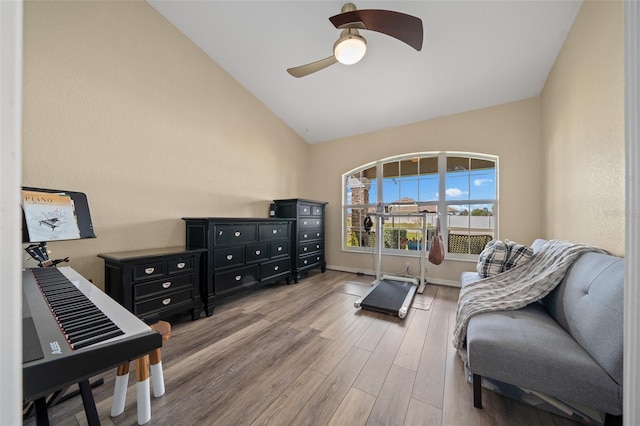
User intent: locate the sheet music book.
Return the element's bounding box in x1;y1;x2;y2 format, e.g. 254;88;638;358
22;190;81;242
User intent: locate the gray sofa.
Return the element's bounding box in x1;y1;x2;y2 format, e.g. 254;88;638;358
459;239;624;421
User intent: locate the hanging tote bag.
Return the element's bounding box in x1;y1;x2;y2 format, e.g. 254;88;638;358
428;217;445;265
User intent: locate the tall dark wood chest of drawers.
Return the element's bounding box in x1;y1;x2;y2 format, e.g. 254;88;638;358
272;199;328;283
98;246;207;321
182;217;293;316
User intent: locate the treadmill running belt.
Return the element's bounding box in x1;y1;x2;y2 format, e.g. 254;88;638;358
361;279;413;314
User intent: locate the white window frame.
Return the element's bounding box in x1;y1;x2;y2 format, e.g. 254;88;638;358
342;151;499;261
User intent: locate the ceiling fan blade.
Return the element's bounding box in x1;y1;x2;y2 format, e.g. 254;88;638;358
287;55;338;78
329;9;423;51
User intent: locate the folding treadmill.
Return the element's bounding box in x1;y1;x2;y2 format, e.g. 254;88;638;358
354;213;428;319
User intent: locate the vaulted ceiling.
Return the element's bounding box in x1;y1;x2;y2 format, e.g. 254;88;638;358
149;1;582;143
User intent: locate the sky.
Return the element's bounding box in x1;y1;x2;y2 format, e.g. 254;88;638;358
363;169;496;206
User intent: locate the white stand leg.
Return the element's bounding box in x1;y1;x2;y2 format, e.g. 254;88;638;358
150;361;165;397
110;372;129;417
136;377;151;425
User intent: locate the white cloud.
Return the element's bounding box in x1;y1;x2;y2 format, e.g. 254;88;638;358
474;178;493;187
446;187;467;197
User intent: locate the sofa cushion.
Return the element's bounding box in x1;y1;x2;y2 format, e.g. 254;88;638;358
530;238;548;253
476;240;508;278
466;303;623;414
540;251;624;386
460;271;482;288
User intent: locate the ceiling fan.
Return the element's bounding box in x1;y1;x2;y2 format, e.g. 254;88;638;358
287;3;423;78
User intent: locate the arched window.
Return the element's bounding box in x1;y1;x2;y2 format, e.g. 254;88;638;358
343;152;498;259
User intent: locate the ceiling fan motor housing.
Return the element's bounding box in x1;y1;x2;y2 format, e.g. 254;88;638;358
342;3;357;13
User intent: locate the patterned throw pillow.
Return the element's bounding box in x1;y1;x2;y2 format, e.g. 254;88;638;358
476;240;509;278
502;240;534;272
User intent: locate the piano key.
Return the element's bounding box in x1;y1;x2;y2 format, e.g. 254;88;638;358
65;319;117;337
56;309;105;323
60;312;106;329
72;329;125;350
67;323;121;342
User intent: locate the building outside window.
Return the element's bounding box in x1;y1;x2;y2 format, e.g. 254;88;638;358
343;152;498;260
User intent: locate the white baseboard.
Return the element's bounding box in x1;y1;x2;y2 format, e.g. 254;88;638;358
326;264;461;288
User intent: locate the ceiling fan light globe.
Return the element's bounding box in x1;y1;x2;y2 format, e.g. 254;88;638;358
334;36;367;65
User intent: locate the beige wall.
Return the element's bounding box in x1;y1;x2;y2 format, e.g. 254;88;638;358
22;0;624;290
22;0;309;288
541;0;624;256
309;98;543;284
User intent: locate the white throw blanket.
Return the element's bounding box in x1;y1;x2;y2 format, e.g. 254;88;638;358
452;240;607;349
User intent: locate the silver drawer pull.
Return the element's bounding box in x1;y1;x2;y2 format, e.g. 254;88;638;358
303;260;308;264
303;221;308;225
316;244;320;249
162;282;171;289
272;229;277;234
303;247;308;252
278;247;283;251
235;275;242;281
162;298;171;305
274;266;279;271
255;250;261;255
316;256;321;261
303;208;308;213
234;231;241;237
145;267;155;275
303;234;308;238
227;254;233;260
316;221;320;225
177;262;186;269
316;233;320;237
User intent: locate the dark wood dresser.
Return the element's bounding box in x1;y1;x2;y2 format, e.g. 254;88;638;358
182;217;293;316
98;246;207;321
272;199;327;283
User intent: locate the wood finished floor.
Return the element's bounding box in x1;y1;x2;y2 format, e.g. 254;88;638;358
25;269;584;426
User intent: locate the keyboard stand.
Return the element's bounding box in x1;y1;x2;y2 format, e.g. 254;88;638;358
78;379;100;425
32;379;100;426
55;378;104;405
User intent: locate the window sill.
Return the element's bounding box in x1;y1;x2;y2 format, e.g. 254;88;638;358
342;247;479;263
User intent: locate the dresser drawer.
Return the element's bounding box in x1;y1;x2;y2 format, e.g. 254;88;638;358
133;261;166;281
298;204;312;216
215;265;259;294
261;258;290;280
299;217;322;229
168;256;194;274
299;241;323;255
259;223;289;241
246;242;270;263
311;205;323;216
297;253;324;268
135;288;194;316
214;224;256;246
214;246;245;270
134;274;194;299
270;240;289;258
299;229;323;242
